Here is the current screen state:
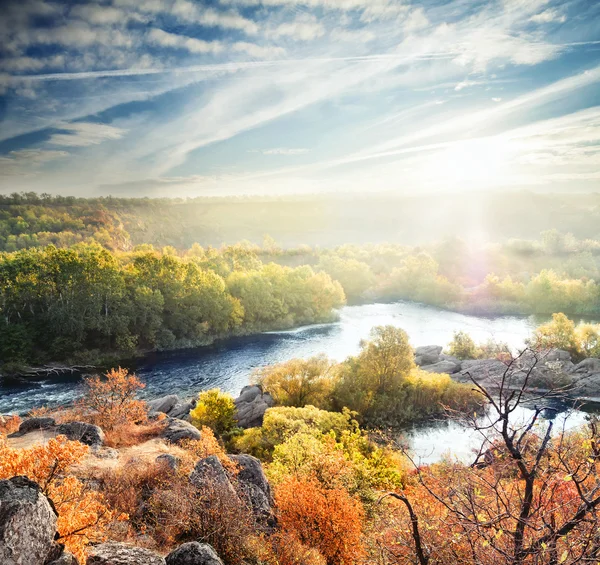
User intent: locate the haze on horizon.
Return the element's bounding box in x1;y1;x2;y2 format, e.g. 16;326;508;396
0;0;599;198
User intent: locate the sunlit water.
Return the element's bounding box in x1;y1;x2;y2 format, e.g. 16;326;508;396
1;301;593;462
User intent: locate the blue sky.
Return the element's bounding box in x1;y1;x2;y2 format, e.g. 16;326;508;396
0;0;599;197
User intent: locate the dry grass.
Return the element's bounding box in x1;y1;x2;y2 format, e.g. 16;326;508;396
103;420;167;448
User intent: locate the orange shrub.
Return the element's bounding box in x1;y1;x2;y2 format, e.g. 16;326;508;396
78;367;148;430
0;414;21;434
275;476;365;565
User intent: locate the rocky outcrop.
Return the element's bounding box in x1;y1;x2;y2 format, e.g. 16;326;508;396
165;542;223;565
234;385;274;429
189;456;237;497
148;395;196;421
0;476;58;565
86;542;165;565
162;418;202;443
56;422;105;446
230;454;273;523
14;417;56;435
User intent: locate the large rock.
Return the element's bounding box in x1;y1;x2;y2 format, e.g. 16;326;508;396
574;358;600;374
48;550;79;565
162;418;201;443
169;400;196;420
148;395;196;420
0;476;58;565
15;417;56;435
456;359;508;386
414;345;442;366
148;395;180;415
165;542;223;565
415;345;443;357
86;542;165;565
230;454;273;522
230;454;272;502
190;456;237;497
571;372;600;399
234;386;274;429
156;453;180;471
421;360;461;374
56;422;105;446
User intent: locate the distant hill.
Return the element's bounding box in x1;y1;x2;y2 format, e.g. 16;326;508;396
1;191;600;251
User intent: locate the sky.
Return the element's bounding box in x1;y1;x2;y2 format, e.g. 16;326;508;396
0;0;599;197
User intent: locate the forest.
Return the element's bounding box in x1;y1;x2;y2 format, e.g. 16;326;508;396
3;192;600;369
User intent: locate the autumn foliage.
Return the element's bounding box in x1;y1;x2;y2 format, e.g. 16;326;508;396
275;476;365;565
77;367;148;430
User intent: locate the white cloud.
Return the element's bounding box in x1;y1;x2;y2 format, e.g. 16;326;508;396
268;15;325;41
147;28;224;54
172;1;259;34
492;97;502;102
48;123;127;147
69;5;127;26
258;148;310;155
403;8;429;33
530;9;567;24
147;28;284;58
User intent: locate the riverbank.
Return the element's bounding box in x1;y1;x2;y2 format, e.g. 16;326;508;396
0;302;538;415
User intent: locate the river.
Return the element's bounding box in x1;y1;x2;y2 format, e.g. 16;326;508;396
0;301;591;462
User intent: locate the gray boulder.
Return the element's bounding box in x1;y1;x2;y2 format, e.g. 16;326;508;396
574;358;600;374
230;454;272;502
457;359;508;385
47;550;79;565
571;372;600;399
86;542;165;565
149;395;196;421
148;395;180;415
230;454;273;521
414;345;442;366
15;417;56;435
440;354;461;365
156;453;180;471
169;400;196;420
415;345;443;357
422;360;461;374
189;456;237;498
56;422;105;446
234;386;274;429
0;476;58;565
162;418;202;443
166;542;223;565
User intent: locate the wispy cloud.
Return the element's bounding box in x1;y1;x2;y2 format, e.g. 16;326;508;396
251;148;310;155
48;122;127;147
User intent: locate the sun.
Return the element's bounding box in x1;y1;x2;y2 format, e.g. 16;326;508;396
430;136;513;189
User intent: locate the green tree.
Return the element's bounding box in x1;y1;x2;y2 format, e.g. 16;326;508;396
254;355;337;408
190;389;236;435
